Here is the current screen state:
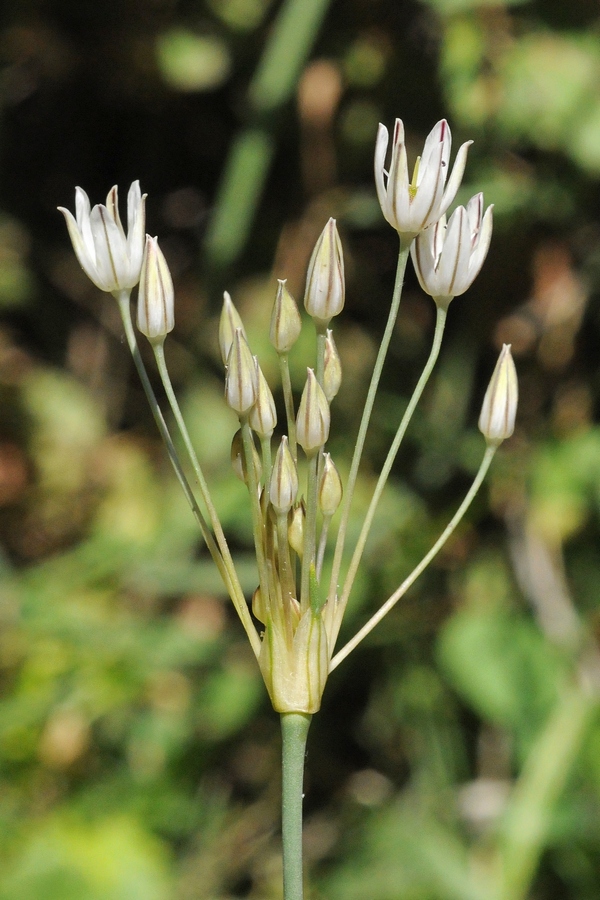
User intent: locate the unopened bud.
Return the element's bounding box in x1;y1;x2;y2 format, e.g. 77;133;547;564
304;218;345;328
252;585;267;625
478;344;518;446
318;453;343;516
249;358;277;437
270;279;302;353
288;503;305;557
296;368;330;455
225;329;257;415
137;235;174;343
231;428;262;484
219;291;246;365
323;329;342;402
270;436;299;515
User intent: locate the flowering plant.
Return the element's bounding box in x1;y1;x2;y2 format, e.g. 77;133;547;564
60;117;517;900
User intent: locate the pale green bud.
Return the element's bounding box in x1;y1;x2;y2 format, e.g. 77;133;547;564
231;428;262;484
219;291;246;365
323;329;342;402
137;235;174;343
270;279;302;353
296;368;330;455
304;218;345;328
225;329;257;415
478;344;518;446
269;436;298;515
288;503;305;557
252;585;267;625
318;453;343;517
249;358;277;437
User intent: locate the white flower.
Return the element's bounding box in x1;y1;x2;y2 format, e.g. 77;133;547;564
411;193;493;309
478;344;518;446
375;119;472;241
137;235;174;343
58;181;146;293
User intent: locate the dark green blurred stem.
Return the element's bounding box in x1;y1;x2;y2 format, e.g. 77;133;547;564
281;712;312;900
497;680;597;900
205;0;333;270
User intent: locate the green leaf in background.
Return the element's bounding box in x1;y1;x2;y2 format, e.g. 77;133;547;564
0;815;172;900
156;29;231;92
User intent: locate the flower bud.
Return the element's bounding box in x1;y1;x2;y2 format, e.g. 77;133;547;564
219;292;246;365
249;359;277;438
269;436;299;515
270;279;302;353
296;368;330;455
252;585;267;625
478;344;518;446
136;235;174;343
225;329;257;415
288;503;305;557
318;453;343;517
231;428;262;484
323;329;342;402
304;218;345;328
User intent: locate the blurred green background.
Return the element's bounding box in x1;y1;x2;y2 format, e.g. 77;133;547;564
0;0;600;897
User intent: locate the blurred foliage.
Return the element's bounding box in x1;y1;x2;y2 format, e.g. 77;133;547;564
0;0;599;897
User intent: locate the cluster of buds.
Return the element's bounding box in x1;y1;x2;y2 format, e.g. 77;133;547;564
59;116;518;717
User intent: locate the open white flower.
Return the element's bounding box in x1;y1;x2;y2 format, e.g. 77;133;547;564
411;193;493;309
375;119;472;242
58;181;146;293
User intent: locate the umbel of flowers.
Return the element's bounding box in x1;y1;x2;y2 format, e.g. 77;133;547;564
59;119;517;715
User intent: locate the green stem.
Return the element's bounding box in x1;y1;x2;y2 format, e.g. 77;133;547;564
333;305;447;640
281;712;312;900
152;341;261;658
300;452;320;611
115;293;232;590
240;418;271;602
280;353;297;462
330;444;496;671
328;242;410;606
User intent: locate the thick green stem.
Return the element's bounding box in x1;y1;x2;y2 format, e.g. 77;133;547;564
281;712;312;900
333;306;447;640
330;444;497;671
328;242;410;606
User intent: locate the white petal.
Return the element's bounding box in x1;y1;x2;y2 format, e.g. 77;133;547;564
439;139;473;216
374;123;390;220
58;206;101;286
90;204;129;291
